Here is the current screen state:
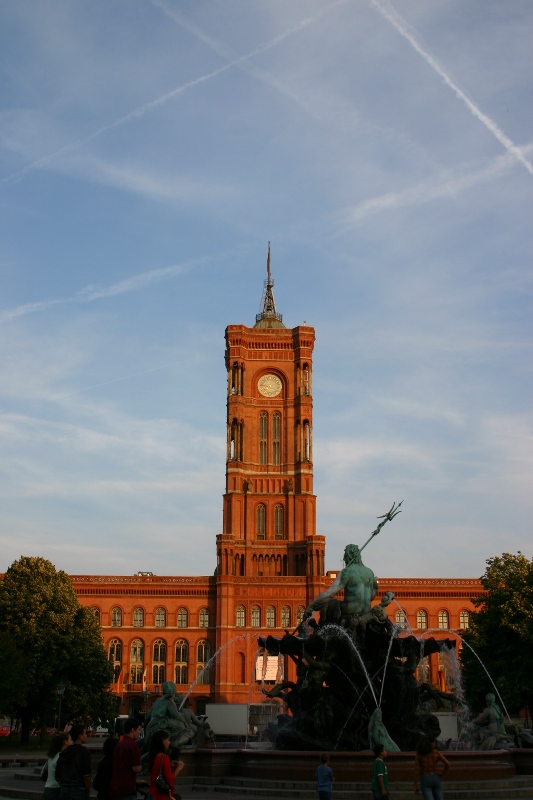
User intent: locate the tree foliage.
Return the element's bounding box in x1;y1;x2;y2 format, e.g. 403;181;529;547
0;556;115;744
461;552;533;719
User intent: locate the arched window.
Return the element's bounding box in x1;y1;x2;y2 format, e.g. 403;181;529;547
155;608;166;628
108;639;122;682
302;364;310;395
256;504;266;539
296;606;305;625
199;608;209;628
133;608;144;627
259;412;268;465
416;610;428;630
274;504;284;540
272;412;281;465
130;639;144;684
174;639;188;685
111;607;122;627
177;608;188;628
438;610;449;629
91;607;100;623
303;420;311;461
395;610;406;626
266;606;275;627
153;639;166;663
152;639;166;684
197;640;210;685
236;606;245;627
231;362;242;396
281;606;291;628
459;611;470;630
130;639;144;663
251;606;260;627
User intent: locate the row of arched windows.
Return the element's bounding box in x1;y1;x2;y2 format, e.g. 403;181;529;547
108;638;211;686
228;413;312;464
235;605;305;628
394;609;470;630
93;607;210;629
256;503;284;539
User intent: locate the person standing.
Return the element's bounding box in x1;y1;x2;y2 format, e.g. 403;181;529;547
92;737;119;800
414;736;449;800
43;733;72;800
371;744;389;799
148;729;184;800
315;752;334;800
108;719;142;800
56;725;92;800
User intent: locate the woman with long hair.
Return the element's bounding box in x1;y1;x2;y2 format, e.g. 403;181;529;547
148;729;184;800
414;736;449;800
92;737;119;800
43;733;71;800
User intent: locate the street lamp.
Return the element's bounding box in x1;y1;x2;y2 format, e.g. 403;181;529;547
56;682;65;731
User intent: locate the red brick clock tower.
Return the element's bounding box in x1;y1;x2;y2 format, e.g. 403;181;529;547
214;248;327;703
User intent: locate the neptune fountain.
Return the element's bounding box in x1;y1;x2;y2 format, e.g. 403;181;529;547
259;503;458;751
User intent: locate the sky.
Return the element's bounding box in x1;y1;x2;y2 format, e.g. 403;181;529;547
1;1;532;580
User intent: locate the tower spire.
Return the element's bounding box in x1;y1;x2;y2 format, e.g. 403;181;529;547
255;242;285;327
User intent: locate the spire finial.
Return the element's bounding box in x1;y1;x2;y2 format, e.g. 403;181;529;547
255;242;284;327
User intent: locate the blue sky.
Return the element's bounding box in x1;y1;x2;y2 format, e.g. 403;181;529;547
1;1;531;579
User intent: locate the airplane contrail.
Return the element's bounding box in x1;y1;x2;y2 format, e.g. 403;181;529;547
0;257;207;322
1;1;347;186
369;0;533;177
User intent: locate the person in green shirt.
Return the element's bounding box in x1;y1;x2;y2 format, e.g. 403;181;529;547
371;744;389;799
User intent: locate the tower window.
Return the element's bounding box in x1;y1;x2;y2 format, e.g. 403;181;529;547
281;606;291;628
302;364;310;395
272;412;281;465
259;412;268;465
236;605;245;627
266;606;275;627
274;504;284;540
295;606;305;626
256;504;266;539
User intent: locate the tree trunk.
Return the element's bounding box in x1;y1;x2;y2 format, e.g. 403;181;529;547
39;707;47;747
20;708;32;746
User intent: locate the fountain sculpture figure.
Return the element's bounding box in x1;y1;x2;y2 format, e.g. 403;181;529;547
259;503;457;751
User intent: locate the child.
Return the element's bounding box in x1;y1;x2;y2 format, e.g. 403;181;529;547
371;744;389;799
315;752;334;800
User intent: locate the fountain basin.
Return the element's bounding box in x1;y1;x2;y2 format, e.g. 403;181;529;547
191;746;532;782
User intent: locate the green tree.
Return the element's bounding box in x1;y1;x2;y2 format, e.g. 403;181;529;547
0;556;115;745
461;552;533;722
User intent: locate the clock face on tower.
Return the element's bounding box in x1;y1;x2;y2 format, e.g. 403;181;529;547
258;373;282;397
